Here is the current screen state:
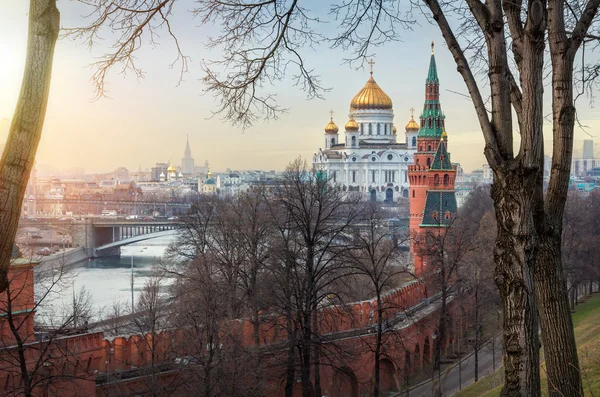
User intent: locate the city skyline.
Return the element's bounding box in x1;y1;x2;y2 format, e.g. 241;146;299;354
2;2;600;174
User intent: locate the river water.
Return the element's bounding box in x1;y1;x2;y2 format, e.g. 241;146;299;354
39;236;175;321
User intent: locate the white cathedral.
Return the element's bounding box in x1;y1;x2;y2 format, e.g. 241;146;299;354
313;64;418;203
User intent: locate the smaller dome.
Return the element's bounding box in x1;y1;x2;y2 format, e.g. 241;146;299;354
392;125;397;135
167;163;176;172
405;116;419;132
345;117;359;131
325;118;339;134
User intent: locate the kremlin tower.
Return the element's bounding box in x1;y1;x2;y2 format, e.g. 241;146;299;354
408;42;458;276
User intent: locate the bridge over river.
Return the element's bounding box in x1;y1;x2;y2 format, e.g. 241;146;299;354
67;219;179;257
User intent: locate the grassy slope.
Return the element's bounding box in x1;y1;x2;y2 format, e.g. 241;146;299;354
454;293;600;397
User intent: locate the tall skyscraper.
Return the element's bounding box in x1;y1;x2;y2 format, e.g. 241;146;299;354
583;139;594;159
181;136;195;175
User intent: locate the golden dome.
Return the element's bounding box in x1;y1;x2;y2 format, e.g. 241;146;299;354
167;163;176;172
392;125;398;134
345;117;359;131
324;118;339;134
350;73;393;110
405;116;420;132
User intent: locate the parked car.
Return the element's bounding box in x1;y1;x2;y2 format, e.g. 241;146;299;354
143;216;154;221
167;216;179;221
36;247;52;256
31;234;43;239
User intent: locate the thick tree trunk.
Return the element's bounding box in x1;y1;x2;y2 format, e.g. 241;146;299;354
535;235;582;396
491;174;541;397
0;0;59;292
536;4;583;392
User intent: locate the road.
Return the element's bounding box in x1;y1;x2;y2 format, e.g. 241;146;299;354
400;338;503;397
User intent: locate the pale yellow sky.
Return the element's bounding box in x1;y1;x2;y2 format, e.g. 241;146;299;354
1;2;598;174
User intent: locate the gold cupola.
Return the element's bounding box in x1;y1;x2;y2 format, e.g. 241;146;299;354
324;117;339;134
167;163;176;172
405;107;420;132
392;125;398;135
350;60;393;110
345;116;359;131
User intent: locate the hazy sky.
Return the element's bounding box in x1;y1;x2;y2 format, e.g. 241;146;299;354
1;1;599;174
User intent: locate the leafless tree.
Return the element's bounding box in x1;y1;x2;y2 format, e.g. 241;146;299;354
346;203;410;397
0;256;96;397
0;0;59;294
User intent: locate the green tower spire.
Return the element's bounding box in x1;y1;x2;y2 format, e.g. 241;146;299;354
426;41;439;83
419;41;444;138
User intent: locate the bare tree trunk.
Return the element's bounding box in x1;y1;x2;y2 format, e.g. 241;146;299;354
285;316;296;397
312;312;321;397
533;2;584;393
491;176;541;397
0;0;59;292
374;293;382;397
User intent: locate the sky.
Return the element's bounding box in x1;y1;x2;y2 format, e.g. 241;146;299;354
1;1;599;174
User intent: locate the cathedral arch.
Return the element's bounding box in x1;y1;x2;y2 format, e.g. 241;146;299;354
331;138;336;146
351;136;357;146
412;136;417;147
370;189;377;202
385;188;394;203
403;189;409;198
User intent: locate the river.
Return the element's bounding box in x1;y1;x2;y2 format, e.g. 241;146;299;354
38;236;175;322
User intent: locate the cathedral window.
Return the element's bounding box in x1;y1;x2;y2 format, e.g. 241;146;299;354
352;136;357;146
372;170;376;183
333;171;337;183
369;124;372;135
444;174;449;185
377;124;380;135
360;123;364;134
352;171;356;183
404;171;407;182
392;171;395;183
412;136;417;147
331;138;335;146
387;154;393;161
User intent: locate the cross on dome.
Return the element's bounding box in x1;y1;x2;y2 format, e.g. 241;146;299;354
410;107;415;118
329;109;335;119
368;59;375;74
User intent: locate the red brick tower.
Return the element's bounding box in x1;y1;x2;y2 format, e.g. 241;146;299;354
408;42;458;276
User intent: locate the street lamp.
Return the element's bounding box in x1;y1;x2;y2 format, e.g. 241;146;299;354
130;247;146;313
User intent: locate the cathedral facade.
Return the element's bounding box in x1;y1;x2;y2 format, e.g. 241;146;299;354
313;62;418;203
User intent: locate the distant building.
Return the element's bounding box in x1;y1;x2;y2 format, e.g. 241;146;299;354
201;169;217;194
151;162;168;181
181;136;195;175
583;139;594;159
572;140;600;177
